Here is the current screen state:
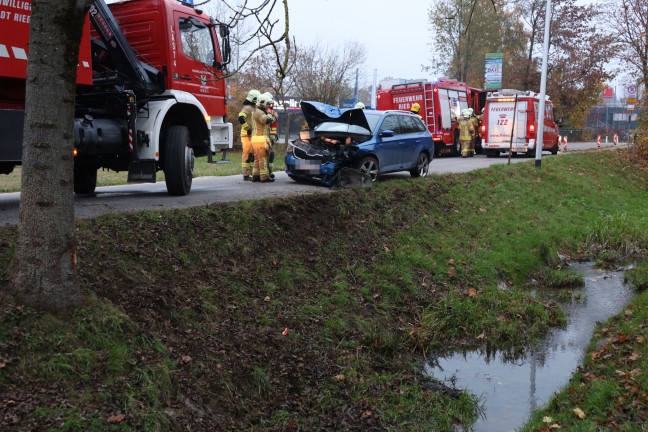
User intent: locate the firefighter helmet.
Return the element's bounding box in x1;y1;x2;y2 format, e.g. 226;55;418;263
411;103;421;113
355;102;365;109
257;92;273;108
262;92;275;108
462;109;470;118
246;89;261;103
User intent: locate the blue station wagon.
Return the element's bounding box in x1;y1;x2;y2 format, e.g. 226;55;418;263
285;101;435;186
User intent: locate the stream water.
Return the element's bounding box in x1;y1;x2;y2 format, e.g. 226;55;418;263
424;262;634;432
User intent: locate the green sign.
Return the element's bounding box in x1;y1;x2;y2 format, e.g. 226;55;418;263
485;53;503;89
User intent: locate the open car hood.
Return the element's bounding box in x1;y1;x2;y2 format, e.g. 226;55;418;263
301;101;372;133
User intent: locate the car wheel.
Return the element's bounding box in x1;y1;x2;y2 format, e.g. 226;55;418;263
551;139;559;155
356;156;379;182
73;163;97;194
410;152;429;178
164;125;194;196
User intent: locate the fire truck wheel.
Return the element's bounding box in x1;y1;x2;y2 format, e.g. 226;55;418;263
453;132;461;157
410;152;430;178
73;164;97;194
356;156;379;182
551;139;559;155
164;125;194;196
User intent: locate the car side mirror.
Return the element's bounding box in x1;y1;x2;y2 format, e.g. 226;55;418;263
380;130;394;138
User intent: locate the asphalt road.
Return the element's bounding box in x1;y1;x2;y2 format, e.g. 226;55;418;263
0;141;620;225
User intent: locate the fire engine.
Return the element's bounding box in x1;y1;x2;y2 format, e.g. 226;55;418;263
376;78;488;156
480;89;560;157
0;0;232;195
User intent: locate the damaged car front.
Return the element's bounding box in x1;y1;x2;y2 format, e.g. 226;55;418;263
285;101;377;186
285;101;434;186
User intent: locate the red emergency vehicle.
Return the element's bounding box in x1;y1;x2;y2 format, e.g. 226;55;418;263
376;78;488;156
0;0;233;195
480;89;560;157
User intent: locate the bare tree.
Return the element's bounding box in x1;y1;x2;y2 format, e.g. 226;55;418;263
606;0;648;155
426;0;514;84
291;41;367;104
606;0;648;89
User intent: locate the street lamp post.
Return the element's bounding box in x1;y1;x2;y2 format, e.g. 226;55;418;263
535;0;552;168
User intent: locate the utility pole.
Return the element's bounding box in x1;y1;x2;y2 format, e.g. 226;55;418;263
535;0;552;168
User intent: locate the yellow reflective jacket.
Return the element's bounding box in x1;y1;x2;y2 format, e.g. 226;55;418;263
459;118;475;141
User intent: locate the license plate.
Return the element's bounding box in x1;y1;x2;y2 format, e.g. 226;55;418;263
295;159;321;174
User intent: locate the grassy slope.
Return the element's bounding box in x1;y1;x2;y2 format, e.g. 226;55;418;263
0;151;647;431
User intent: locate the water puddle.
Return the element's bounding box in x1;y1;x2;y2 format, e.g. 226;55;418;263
424;262;634;432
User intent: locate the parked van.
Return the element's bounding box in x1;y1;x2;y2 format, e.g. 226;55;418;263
480;89;560;157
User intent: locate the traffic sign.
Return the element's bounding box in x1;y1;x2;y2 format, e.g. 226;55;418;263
627;97;636;104
627;84;637;96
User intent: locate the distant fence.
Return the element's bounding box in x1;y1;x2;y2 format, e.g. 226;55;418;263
559;128;584;142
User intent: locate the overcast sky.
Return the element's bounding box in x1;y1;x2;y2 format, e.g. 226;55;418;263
286;0;433;85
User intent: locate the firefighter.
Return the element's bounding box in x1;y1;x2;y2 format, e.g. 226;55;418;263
251;92;276;182
355;101;365;109
468;108;480;156
264;93;279;179
410;102;422;118
238;89;260;181
458;109;475;158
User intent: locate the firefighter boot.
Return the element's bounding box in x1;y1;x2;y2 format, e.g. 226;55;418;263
252;175;261;182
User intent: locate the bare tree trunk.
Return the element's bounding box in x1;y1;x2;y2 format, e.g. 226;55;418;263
7;0;90;314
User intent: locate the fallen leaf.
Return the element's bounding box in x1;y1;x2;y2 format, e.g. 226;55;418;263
542;416;554;423
107;414;125;424
334;374;345;381
264;296;271;302
573;407;586;419
466;288;478;297
383;246;390;252
629;352;640;361
476;333;485;339
448;258;455;265
448;267;456;277
180;355;192;364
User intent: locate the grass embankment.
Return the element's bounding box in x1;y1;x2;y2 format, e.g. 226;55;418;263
1;152;647;431
0;149;288;193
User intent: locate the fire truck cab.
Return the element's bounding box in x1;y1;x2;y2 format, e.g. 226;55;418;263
376;78;488;157
480;89;560;157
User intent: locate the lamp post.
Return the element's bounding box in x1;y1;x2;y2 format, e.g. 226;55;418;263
535;0;552;168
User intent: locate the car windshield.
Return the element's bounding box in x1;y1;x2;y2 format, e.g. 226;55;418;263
363;112;382;133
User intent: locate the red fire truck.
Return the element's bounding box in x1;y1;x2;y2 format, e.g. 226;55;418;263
376;78;488;156
0;0;232;195
480;89;560;157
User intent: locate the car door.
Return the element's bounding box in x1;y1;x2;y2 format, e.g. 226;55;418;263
376;114;403;171
398;115;426;169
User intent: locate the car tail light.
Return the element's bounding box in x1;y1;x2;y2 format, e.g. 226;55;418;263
529;124;535;134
